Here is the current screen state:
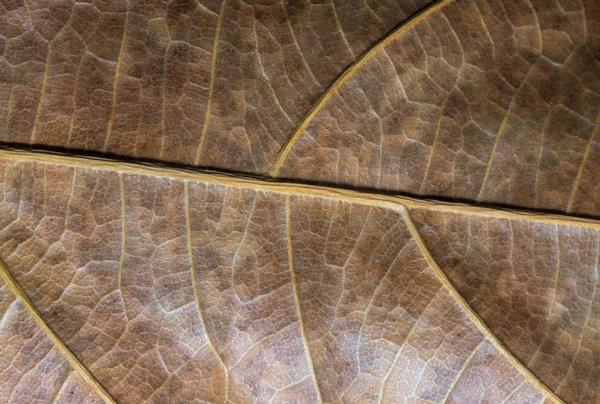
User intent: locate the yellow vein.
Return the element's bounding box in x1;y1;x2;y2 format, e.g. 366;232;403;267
30;49;55;142
566;109;600;212
0;259;116;403
3;147;600;231
5;74;14;127
253;18;293;124
376;118;384;187
285;196;322;403
441;340;484;403
477;58;539;201
532;111;552;195
419;36;465;194
158;21;172;159
64;168;77;229
31;3;76;142
419;89;452;193
143;343;207;403
330;0;355;59
350;241;412;403
582;0;588;40
268;0;451;176
282;2;320;87
103;1;131;152
502;380;528;404
51;372;76;403
378;289;440;403
508;219;514;264
357;241;410;357
330;208;372;329
231;321;297;370
231;194;257;301
194;0;226;164
23;0;35;32
66;53;87;146
401;208;565;404
184;182;229;404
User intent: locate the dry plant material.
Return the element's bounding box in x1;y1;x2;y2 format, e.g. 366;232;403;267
0;0;599;403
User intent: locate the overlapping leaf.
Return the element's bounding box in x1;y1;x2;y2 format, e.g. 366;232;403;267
273;0;600;216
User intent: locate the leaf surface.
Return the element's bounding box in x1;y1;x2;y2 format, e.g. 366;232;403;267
0;278;104;403
0;0;433;171
0;0;599;402
0;157;560;403
409;208;600;402
273;0;600;216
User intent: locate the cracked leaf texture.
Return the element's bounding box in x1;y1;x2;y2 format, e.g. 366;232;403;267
0;0;599;403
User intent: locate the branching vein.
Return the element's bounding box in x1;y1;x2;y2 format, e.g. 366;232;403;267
268;0;451;176
401;208;565;404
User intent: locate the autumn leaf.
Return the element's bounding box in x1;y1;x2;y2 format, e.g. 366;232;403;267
0;0;599;403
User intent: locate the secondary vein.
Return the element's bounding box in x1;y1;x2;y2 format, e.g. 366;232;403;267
267;0;451;176
0;259;117;404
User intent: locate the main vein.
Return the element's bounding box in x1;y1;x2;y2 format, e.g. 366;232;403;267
1;146;599;232
194;0;227;165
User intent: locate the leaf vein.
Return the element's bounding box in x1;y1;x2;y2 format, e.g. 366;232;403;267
0;259;117;403
285;195;323;403
401;208;565;404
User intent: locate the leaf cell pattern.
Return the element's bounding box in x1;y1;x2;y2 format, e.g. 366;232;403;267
0;159;564;403
0;0;599;402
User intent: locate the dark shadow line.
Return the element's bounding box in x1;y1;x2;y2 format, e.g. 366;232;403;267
1;141;598;222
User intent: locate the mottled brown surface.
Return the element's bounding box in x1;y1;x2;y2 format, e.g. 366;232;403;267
0;0;431;170
276;0;600;216
2;0;598;216
0;278;103;403
1;0;599;402
410;208;600;403
0;159;560;403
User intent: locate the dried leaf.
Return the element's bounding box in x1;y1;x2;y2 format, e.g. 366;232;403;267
273;0;600;216
0;158;562;403
0;0;599;403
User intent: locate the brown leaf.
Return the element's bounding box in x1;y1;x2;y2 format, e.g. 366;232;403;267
272;0;600;216
0;157;562;403
409;208;600;402
1;0;432;170
0;0;599;403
